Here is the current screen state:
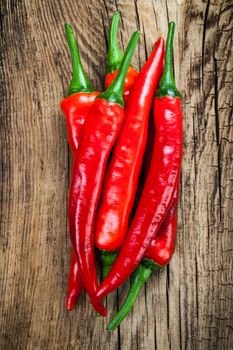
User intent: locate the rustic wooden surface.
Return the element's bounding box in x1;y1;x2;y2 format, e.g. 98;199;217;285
0;0;232;349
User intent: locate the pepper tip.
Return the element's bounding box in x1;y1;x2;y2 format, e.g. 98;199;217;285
112;11;120;17
91;298;108;316
64;22;72;31
66;295;75;311
168;21;176;31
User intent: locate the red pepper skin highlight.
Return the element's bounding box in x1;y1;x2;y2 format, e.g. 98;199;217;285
61;92;100;155
96;38;165;253
105;66;138;102
96;22;182;302
68;32;140;316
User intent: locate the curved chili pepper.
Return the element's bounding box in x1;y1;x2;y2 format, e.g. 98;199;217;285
96;21;182;302
69;31;140;316
66;251;83;311
107;183;179;330
96;37;165;279
60;24;100;311
105;12;138;101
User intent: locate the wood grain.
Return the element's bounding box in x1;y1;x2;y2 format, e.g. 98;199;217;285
0;0;232;349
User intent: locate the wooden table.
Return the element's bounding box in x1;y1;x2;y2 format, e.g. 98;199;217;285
1;1;232;349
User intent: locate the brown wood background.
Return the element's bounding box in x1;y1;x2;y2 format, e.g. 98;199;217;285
0;0;232;349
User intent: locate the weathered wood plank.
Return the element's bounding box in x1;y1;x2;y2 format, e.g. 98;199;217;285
0;0;232;349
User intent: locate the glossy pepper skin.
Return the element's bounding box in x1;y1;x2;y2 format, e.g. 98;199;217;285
68;32;140;316
145;185;179;264
61;92;99;155
60;24;100;311
104;12;138;102
96;21;182;302
95;38;164;274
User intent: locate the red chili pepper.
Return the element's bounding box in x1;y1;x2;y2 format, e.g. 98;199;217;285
145;186;179;264
61;93;99;156
66;251;83;311
105;12;138;101
106;179;179;329
95;37;164;278
60;24;100;311
96;21;182;302
69;31;140;316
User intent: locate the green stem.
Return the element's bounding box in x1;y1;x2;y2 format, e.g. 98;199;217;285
96;251;118;317
99;250;118;282
107;260;161;331
156;21;182;98
99;31;140;107
65;23;94;96
107;12;124;73
102;265;110;280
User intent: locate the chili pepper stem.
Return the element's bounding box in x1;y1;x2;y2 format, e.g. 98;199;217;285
102;265;110;280
65;23;94;95
99;31;140;106
107;12;124;73
107;261;161;330
99;250;118;281
156;21;181;98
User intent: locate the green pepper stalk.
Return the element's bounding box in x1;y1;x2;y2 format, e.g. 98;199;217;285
99;31;140;106
99;250;118;281
65;23;94;95
107;12;124;73
107;261;160;330
156;21;181;98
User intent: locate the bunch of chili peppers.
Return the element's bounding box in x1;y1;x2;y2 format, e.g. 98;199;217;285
60;12;182;329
